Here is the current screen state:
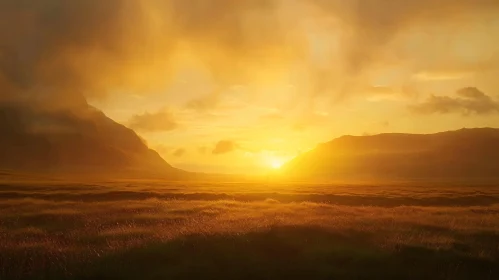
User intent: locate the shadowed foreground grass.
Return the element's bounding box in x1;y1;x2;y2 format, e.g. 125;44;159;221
1;181;498;279
78;226;498;280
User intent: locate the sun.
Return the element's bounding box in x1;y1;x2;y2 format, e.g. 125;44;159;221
262;153;292;170
269;158;284;169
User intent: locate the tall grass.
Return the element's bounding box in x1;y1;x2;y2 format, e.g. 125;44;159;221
1;181;498;279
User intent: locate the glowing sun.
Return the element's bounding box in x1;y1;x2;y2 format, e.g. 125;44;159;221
269;158;284;169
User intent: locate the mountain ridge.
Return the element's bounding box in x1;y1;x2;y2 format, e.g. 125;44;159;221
0;100;184;179
281;128;499;182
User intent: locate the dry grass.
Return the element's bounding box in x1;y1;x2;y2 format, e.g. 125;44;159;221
1;180;499;279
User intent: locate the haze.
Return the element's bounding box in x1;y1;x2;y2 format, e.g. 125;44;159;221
3;2;499;280
2;0;499;174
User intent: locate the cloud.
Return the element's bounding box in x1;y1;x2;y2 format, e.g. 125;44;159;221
186;94;221;112
128;109;178;132
1;1;160;101
410;87;499;115
315;0;499;75
0;0;291;109
185;86;250;115
0;99;104;137
212;140;238;155
2;0;497;106
172;148;186;157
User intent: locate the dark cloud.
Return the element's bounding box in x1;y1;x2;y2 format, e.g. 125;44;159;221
0;0;288;109
128;109;178;132
410;87;499;115
172;148;186;157
0;99;102;138
0;0;158;100
212;140;238;155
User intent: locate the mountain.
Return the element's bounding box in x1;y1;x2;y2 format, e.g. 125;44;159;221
281;128;499;182
0;99;182;179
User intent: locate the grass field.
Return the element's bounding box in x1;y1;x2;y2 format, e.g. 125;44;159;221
1;179;499;279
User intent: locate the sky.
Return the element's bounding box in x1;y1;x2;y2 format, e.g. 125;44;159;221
2;0;499;174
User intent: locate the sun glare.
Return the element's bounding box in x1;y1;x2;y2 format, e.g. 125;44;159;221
270;158;284;169
263;154;293;170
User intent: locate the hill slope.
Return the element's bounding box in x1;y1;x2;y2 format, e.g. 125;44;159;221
0;100;181;178
282;128;499;181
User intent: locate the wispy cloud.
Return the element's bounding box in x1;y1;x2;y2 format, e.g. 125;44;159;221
128;109;178;132
172;148;186;157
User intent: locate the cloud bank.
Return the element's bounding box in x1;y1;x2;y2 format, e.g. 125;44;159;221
2;0;498;105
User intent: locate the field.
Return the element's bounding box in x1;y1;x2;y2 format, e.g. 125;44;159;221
1;179;499;280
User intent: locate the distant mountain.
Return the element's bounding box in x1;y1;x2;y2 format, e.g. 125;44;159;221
281;128;499;181
0;100;183;179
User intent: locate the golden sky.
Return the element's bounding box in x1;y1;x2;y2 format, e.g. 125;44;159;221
2;0;499;173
